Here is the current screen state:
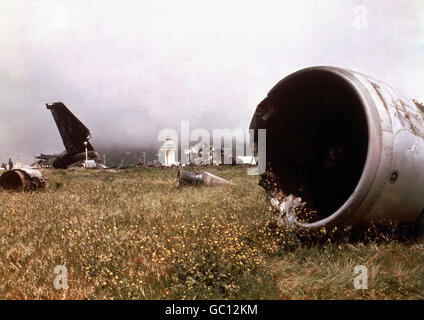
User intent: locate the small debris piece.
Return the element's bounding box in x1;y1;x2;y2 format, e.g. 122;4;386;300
177;168;235;186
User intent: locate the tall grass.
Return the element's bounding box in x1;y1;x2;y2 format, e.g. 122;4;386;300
0;166;422;299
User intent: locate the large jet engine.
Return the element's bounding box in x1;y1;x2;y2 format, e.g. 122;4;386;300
250;66;424;230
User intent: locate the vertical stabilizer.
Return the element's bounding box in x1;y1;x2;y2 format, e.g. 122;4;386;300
46;102;94;154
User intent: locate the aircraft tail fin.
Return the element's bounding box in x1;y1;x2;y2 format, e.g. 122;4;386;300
46;102;95;155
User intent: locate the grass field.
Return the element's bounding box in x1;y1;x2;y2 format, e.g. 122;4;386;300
0;166;423;299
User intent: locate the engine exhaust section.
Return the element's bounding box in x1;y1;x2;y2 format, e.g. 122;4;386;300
250;66;424;230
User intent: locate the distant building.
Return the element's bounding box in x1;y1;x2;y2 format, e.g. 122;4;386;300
159;137;178;166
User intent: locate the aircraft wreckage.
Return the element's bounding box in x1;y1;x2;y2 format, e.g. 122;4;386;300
36;102;106;169
0;166;45;191
177;168;234;186
250;66;424;230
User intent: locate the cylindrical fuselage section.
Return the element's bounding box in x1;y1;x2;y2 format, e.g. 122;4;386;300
177;170;205;185
177;169;234;186
250;66;424;229
0;169;45;190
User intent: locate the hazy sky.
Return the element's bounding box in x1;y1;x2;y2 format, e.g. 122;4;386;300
0;0;423;163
